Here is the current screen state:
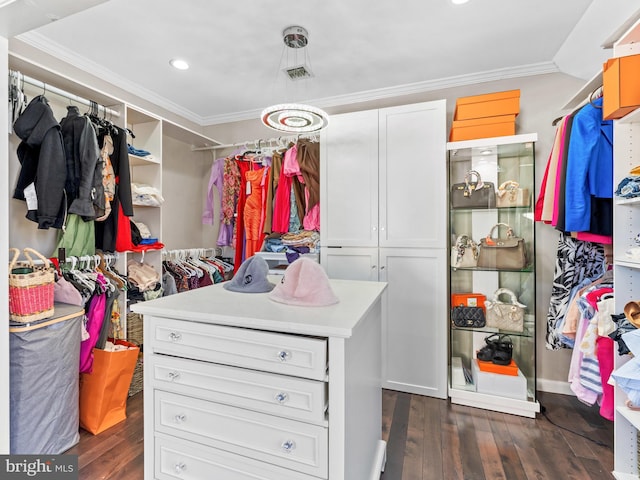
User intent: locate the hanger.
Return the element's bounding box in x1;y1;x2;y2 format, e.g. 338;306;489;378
589;85;603;109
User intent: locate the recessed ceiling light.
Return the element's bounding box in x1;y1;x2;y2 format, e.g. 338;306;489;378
169;59;189;70
451;0;470;4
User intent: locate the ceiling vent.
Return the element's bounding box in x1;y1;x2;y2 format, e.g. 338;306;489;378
284;65;314;81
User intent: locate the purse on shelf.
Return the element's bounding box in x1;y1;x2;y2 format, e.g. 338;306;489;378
496;180;530;208
451;306;486;328
450;170;496;209
477;223;527;270
451;293;486;311
485;288;526;332
451;234;479;268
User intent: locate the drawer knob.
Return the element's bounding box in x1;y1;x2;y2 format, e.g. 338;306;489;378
168;371;180;381
277;350;291;362
169;332;182;342
175;414;186;423
281;440;296;453
174;462;186;473
274;392;289;404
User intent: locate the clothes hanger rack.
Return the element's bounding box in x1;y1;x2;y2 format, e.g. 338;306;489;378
9;69;121;119
191;134;318;152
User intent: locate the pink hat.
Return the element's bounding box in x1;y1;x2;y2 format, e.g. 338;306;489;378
268;257;339;307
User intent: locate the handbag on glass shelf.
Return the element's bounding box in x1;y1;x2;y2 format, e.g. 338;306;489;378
496;180;530;208
485;288;526;332
450;170;496;209
477;223;527;270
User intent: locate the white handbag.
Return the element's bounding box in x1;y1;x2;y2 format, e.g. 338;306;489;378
451;235;479;269
485;288;526;332
496;180;530;208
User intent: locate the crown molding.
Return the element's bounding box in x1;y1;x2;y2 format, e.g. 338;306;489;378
16;31;206;125
202;62;560;125
17;31;559;127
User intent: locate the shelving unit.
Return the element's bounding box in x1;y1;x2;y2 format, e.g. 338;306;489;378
447;133;540;418
609;15;640;480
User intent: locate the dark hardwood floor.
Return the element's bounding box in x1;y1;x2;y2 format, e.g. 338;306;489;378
67;389;614;479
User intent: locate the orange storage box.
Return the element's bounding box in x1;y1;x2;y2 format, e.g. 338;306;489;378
454;89;520;121
451;293;486;311
603;54;640;120
476;358;519;376
449;114;516;142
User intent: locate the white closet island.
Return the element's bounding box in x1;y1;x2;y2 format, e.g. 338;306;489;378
132;277;387;480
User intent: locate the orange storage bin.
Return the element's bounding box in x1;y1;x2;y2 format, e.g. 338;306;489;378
451;293;486;311
476;358;519;376
449;114;516;142
603;54;640;120
453;89;520;121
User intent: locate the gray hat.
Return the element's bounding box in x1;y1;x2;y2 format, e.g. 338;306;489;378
223;256;275;293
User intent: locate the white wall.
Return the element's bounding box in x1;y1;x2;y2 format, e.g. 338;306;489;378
203;72;586;392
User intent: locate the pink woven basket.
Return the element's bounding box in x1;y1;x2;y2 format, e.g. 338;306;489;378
8;247;55;323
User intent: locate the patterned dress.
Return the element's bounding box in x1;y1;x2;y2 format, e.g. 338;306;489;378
546;233;606;350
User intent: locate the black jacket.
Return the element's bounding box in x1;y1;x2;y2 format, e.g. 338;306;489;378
13;95;66;229
60;106;104;220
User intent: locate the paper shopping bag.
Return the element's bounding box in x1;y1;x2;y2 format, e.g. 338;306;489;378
79;339;139;435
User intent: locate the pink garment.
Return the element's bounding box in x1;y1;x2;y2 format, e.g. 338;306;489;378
596;336;615;421
550;117;569;226
575;232;613;244
79;274;107;373
272;145;297;233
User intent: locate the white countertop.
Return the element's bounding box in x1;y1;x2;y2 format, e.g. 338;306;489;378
131;277;387;338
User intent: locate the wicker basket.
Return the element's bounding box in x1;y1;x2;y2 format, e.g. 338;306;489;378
126;313;144;396
8;248;55;323
128;356;143;397
126;312;143;345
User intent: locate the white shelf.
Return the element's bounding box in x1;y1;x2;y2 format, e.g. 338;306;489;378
618;405;640;430
614;258;640;269
129;154;160;166
447;133;537;150
448;387;540;418
616;197;640;206
613;472;640;480
561;70;603;110
618;107;640;125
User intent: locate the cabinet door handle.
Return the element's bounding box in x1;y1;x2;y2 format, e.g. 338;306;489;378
380;226;385;231
169;332;182;342
372;226;377;231
174;414;186;423
277;350;291;362
281;440;296;453
380;266;385;270
167;371;180;381
174;462;186;473
274;392;289;404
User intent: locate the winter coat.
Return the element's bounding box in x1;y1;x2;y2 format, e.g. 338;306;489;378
12;95;66;229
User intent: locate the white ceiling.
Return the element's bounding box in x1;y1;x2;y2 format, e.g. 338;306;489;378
6;0;640;126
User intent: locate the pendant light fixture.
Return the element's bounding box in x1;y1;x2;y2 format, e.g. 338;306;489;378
261;26;330;133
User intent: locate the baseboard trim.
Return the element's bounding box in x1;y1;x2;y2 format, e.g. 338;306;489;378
537;379;574;396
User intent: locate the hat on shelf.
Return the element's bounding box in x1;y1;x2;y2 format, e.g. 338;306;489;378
223;255;275;293
268;257;339;307
624;301;640;329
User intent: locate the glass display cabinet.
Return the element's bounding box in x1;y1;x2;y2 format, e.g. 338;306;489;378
447;133;540;418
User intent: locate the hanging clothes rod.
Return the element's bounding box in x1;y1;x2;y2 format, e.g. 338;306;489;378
191;133;318;152
10;70;121;118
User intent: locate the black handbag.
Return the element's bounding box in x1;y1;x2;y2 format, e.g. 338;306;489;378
451;306;486;328
450;170;496;209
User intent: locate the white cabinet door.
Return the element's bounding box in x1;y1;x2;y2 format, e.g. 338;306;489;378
379;248;447;399
378;100;447;249
322;247;379;282
320;110;379;248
